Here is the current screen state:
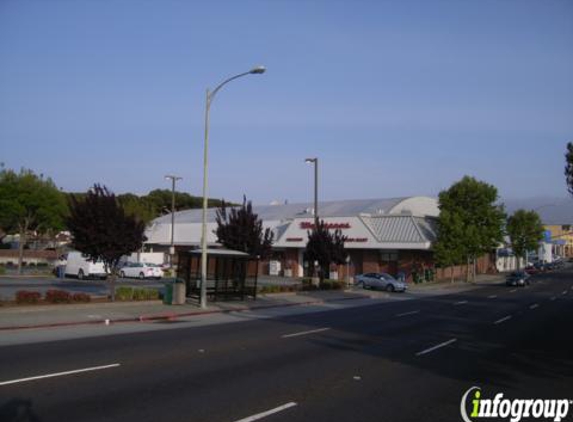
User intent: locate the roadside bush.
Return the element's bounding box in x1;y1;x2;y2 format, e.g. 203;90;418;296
0;266;5;275
72;293;91;303
45;289;72;303
133;288;159;300
115;286;134;301
259;285;299;294
146;289;159;300
16;290;42;304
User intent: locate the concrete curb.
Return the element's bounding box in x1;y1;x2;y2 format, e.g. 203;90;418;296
0;295;369;332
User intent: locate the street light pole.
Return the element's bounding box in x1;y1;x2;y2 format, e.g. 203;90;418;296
305;157;319;224
199;66;266;309
165;175;182;269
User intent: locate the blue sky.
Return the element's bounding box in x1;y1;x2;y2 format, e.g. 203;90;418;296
1;0;572;204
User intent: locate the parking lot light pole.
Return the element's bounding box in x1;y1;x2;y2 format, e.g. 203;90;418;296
304;157;318;224
200;66;266;309
165;175;182;269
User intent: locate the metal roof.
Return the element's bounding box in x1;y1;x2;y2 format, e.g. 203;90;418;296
152;197;427;225
361;215;437;243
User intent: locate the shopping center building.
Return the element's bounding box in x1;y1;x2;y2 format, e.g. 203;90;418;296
144;196;455;282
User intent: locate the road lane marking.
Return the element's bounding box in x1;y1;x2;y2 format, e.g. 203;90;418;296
510;289;517;293
488;295;497;299
0;364;120;387
563;291;568;295
396;310;421;317
234;402;297;422
415;338;457;357
281;328;330;338
494;316;512;325
529;304;539;310
551;296;557;301
454;301;468;306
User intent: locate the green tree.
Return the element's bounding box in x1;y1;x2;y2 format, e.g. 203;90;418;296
433;210;465;282
117;193;157;225
215;196;274;259
0;168;67;273
506;209;544;270
437;176;506;282
305;220;348;283
565;142;573;196
66;185;146;301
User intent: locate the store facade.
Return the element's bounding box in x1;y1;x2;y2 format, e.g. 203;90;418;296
144;196;443;283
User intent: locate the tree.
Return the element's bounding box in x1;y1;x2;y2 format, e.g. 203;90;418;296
507;209;544;270
433;210;465;282
437;176;506;282
0;168;67;273
215;196;274;259
66;185;146;301
305;220;348;283
565;142;573;196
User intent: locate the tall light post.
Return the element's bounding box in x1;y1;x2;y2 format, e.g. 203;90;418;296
305;157;319;224
200;65;266;309
165;175;182;269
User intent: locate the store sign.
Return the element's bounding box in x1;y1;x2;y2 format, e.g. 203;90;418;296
299;222;351;230
344;238;368;243
286;237;304;242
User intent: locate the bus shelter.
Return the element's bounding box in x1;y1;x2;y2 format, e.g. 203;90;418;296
177;248;259;303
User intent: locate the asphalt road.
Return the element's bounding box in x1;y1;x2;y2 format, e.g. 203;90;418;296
0;270;572;422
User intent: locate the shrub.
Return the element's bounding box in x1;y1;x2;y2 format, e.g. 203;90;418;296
45;289;71;303
16;290;42;304
133;288;147;301
146;289;159;300
72;293;91;303
28;262;37;267
132;288;159;300
0;266;5;275
115;286;133;301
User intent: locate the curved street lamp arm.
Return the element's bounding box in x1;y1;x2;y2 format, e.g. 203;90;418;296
209;71;253;104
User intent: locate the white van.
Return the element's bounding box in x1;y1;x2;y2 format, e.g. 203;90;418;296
64;251;108;280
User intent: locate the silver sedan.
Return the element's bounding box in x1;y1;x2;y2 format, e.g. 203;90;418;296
355;273;407;292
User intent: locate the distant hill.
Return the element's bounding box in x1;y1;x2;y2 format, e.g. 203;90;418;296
503;196;573;225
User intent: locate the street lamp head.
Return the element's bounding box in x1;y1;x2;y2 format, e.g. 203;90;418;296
249;65;266;75
305;158;317;164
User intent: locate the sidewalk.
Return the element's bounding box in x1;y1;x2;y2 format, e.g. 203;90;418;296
0;273;505;332
407;273;504;292
0;290;373;331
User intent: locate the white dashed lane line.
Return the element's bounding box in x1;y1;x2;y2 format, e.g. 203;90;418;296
415;338;457;357
281;328;330;339
454;301;468;306
0;364;121;386
488;295;497;299
510;289;517;293
529;304;540;310
494;316;512;325
396;310;421;318
233;402;298;422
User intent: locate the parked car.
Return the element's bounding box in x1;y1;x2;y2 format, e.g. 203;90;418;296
119;262;163;280
524;265;540;275
64;251;108;280
505;271;531;287
355;273;407;292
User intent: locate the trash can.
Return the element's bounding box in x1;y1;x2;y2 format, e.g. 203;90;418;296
163;283;173;305
172;279;186;305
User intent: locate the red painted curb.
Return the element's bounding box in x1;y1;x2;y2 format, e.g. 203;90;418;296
0;296;367;332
